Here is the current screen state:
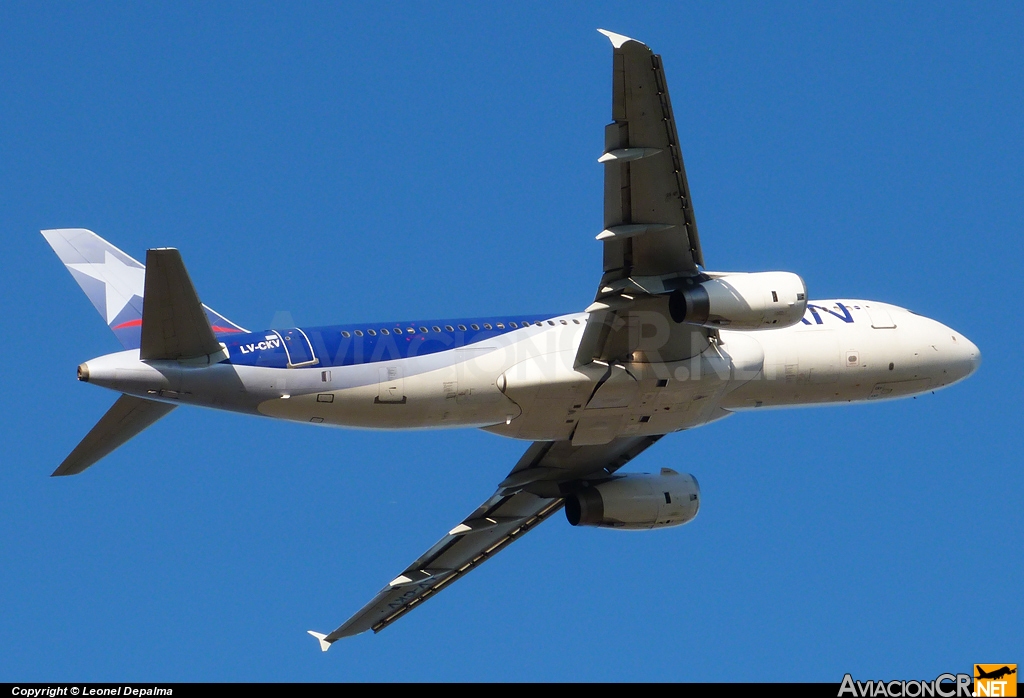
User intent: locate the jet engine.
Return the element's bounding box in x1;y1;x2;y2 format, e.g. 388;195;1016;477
565;469;700;530
668;271;807;330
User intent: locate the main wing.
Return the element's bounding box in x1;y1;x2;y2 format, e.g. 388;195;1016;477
577;30;710;366
311;436;661;646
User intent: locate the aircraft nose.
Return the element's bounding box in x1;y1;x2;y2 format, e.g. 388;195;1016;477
946;330;980;383
963;336;981;377
921;316;981;387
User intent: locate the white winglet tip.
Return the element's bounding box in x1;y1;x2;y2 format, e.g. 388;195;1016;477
307;630;332;652
597;28;636;48
449;523;473;535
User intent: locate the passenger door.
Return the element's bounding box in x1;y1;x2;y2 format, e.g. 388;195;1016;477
273;328;319;367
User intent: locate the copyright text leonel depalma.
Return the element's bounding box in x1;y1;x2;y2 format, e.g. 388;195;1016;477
12;689;171;697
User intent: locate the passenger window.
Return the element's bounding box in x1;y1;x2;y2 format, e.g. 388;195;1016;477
483;323;492;330
572;319;580;324
419;327;428;333
395;328;402;334
445;325;454;332
547;320;555;326
367;329;376;336
471;324;480;330
496;323;505;329
433;326;441;332
381;328;390;335
341;331;351;338
560;319;567;325
510;322;518;328
354;330;363;337
458;324;467;331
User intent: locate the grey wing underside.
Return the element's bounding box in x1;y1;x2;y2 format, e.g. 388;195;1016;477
316;435;661;644
577;30;711;367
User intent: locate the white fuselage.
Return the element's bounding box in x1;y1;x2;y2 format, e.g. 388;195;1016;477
79;300;980;446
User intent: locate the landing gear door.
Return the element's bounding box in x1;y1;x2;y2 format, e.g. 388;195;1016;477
273;329;319;367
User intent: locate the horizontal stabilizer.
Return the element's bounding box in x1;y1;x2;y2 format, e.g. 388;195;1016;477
141;249;223;361
52;394;176;476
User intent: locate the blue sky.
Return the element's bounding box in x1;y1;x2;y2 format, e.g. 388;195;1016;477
1;1;1020;682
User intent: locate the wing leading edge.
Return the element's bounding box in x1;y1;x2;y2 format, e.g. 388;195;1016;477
311;435;662;647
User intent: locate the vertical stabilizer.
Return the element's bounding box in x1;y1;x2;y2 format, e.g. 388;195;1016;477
41;229;247;349
42;229;147;349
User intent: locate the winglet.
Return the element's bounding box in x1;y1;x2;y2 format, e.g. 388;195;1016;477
597;28;638;48
307;630;332;652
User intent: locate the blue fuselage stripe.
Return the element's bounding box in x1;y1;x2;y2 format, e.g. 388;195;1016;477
223;315;560;369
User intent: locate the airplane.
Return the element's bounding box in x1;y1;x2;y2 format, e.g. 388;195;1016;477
42;30;980;651
976;667;1017;681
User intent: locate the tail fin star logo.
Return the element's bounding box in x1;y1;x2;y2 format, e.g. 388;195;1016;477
68;250;146;324
975;665;1017;697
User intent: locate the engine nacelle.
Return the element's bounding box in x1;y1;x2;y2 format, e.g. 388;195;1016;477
565;470;700;530
669;271;807;330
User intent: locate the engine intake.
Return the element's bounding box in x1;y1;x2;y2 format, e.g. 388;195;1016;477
565;470;700;530
669;271;807;330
